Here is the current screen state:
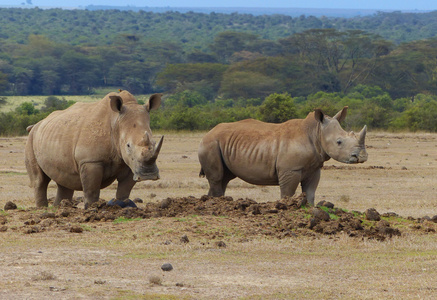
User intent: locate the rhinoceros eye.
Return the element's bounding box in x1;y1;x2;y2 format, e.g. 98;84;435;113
336;139;342;146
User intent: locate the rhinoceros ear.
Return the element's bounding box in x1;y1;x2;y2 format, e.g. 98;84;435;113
333;106;348;123
145;93;162;112
314;109;325;124
109;95;123;113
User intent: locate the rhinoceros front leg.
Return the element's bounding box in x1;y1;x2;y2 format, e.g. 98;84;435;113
79;163;104;209
278;170;301;200
53;184;74;207
115;172;136;200
301;168;321;206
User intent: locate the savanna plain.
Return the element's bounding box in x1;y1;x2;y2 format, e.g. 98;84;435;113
0;131;436;299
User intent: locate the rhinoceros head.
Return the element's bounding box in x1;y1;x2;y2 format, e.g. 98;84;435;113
315;106;368;164
110;92;164;181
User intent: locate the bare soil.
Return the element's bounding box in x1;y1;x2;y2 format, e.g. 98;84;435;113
1;132;437;299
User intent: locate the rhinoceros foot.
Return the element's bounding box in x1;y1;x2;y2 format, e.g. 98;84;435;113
107;198;137;208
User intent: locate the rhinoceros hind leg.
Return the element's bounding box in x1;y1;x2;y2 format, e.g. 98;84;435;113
27;163;50;207
34;173;51;207
54;184;74;207
206;164;236;197
25;140;50;207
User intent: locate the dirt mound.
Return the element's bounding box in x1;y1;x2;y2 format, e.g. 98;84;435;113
2;194;435;241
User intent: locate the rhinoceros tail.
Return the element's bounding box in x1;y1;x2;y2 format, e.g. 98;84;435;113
199;168;205;178
26;124;34;133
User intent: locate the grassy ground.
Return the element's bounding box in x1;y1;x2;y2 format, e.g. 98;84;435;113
0;131;436;299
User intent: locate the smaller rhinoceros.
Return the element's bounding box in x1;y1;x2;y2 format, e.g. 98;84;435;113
198;107;367;205
25;90;163;209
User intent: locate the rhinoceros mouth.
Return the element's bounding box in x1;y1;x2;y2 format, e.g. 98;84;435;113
133;173;160;182
347;151;368;164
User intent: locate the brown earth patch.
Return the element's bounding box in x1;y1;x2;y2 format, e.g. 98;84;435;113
2;194;435;242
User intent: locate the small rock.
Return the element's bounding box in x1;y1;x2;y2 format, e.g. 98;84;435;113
317;201;335;209
59;199;74;208
0;216;7;225
275;202;288;210
70;225;83;233
176;282;184;287
308;218;319;229
133;198;143;203
401;166;408;170
161;263;173;271
160;198;172;209
0;225;7;232
311;208;330;221
94;280;106;284
180;234;189;243
431;215;437;223
4;201;17;210
365;208;381;221
107;198;137;208
215;241;227;248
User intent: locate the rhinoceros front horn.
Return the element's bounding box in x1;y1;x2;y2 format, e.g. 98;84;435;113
359;125;367;145
152;135;164;160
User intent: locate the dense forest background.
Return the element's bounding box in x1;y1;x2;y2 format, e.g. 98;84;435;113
1;7;437;134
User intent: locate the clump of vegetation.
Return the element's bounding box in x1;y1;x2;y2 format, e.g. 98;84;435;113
113;217;143;224
31;271;56;281
148;275;162;285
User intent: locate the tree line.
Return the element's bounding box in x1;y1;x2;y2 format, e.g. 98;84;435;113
1;8;437;133
2;86;436;136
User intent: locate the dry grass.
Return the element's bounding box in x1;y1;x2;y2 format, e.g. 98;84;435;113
0;131;437;299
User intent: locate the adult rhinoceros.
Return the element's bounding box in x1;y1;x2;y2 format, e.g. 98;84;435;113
25;90;163;209
198;107;367;205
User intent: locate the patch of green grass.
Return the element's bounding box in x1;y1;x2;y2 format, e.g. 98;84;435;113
174;214;200;223
113;217;142;224
0;171;27;176
80;224;94;232
319;206;339;220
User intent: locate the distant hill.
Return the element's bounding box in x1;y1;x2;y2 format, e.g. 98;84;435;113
85;5;432;18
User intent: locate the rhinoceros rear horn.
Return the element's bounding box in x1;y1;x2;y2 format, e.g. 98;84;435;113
152;135;164;159
359;125;367;145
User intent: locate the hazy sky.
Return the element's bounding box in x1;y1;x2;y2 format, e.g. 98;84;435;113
1;0;436;10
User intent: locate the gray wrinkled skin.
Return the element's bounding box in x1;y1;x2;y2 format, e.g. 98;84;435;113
198;107;367;205
25;90;163;209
